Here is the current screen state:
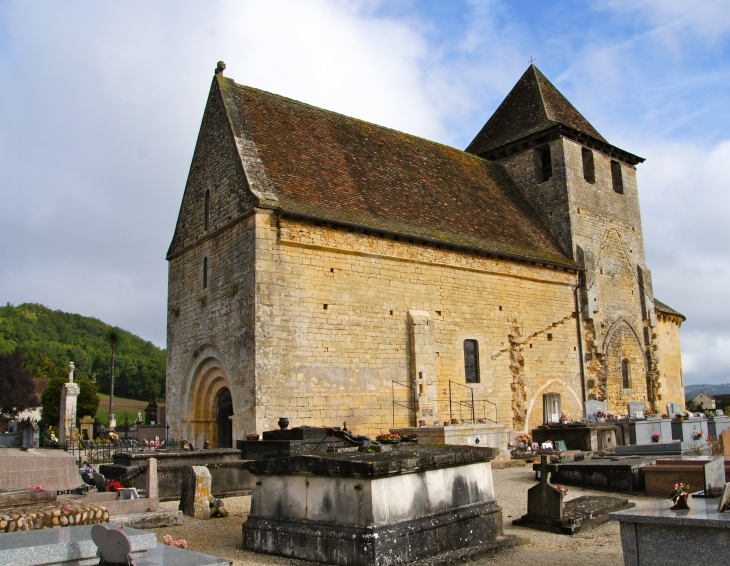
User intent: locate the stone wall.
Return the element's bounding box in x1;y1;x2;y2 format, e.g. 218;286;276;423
255;215;582;436
655;313;685;407
498;137;680;416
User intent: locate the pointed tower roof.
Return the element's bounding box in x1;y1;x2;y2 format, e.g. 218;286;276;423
467;65;612;157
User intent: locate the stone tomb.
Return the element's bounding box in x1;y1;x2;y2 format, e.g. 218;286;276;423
513;456;634;535
0;449;82;492
671;416;709;442
708;413;730;439
391;423;509;455
242;445;521;565
611;497;730;566
531;422;626;452
0;523;231;566
236;426;350;460
643;457;730;497
550;456;657;492
628;416;673;445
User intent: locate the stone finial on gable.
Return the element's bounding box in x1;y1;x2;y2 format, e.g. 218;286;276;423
215;61;226;75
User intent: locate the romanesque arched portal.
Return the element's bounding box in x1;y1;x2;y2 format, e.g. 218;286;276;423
181;345;234;448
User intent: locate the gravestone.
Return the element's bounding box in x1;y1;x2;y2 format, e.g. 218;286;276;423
21;422;39;449
719;483;730;512
79;416;94;441
627;402;646;419
722;430;730;456
584;400;606;420
667;402;683;419
526;456;562;519
58;362;80;445
179;466;212;519
7;420;17;434
628;416;672;445
91;524;133;566
514;456;634;534
692;456;726;497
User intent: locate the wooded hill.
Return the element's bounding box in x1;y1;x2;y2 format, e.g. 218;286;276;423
0;303;165;402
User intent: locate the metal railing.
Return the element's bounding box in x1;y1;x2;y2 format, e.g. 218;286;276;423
64;439;180;466
446;381;498;424
391;380;416;428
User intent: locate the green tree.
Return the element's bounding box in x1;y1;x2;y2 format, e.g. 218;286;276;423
0;350;39;419
40;376;100;427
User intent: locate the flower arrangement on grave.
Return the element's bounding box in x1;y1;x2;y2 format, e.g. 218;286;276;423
596;411;606;419
661;413;669;419
376;432;402;444
669;483;691;510
246;433;260;440
418;419;427;427
451;418;459;425
550;448;564;463
477;418;485;424
651;433;661;442
555;484;569;494
693;430;704;440
517;434;530;444
162;534;188;549
79;465;95;475
559;412;569;424
606;413;615;419
28;485;44;490
144;439;162;448
106;479;123;493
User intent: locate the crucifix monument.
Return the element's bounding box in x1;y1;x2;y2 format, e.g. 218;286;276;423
58;362;80;445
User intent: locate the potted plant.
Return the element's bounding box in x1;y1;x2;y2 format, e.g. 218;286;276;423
246;433;260;441
376;432;402;444
669;483;691;510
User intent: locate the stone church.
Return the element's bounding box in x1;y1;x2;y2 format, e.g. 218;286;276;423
166;62;685;447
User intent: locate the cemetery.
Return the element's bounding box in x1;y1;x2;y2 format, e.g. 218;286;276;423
2;354;730;566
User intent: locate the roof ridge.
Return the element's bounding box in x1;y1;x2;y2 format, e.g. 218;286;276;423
530;65;555;126
236;84;491;165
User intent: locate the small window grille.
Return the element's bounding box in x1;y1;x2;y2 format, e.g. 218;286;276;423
464;339;480;384
582;148;595;183
534;145;552;182
611;160;624;194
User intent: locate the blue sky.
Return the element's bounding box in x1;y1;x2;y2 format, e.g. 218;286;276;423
1;0;729;385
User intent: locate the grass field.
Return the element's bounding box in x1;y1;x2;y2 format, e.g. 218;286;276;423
95;393;161;425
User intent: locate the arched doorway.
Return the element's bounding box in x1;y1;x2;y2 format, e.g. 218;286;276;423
216;388;233;448
182;345;234;448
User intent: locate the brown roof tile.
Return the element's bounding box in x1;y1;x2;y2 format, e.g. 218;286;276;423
237;85;575;267
466;65;606;156
654;299;686;321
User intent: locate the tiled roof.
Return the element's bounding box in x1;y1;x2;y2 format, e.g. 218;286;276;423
466;65;606;156
654;299;686;321
237;85;575;267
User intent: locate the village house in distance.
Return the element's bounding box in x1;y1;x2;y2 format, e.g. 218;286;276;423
166;62;685;447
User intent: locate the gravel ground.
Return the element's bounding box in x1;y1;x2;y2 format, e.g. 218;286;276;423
152;465;655;566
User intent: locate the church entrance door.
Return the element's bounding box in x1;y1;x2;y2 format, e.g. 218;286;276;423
216;388;233;448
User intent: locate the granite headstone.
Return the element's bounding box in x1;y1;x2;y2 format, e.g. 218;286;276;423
21;422;39;449
584;400;607;419
628;402;646;419
667;402;683;419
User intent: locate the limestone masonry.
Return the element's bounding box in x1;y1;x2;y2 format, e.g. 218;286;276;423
166;64;685;446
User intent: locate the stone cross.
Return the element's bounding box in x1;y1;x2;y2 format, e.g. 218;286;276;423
527;455;563;519
533;454;558;482
59;362;80;446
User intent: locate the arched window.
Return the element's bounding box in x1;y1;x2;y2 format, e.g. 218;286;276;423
464;339;480;383
202;257;208;289
204;189;211;231
621;359;630;389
